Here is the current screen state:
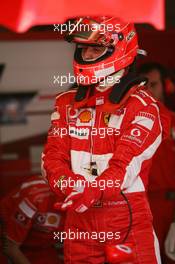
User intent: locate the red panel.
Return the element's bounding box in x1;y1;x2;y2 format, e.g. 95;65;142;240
0;0;165;32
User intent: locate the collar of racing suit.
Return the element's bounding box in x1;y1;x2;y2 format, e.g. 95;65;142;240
73;72;148;113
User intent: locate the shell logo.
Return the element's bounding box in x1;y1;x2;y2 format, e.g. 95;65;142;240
47;214;58;224
79;110;92;123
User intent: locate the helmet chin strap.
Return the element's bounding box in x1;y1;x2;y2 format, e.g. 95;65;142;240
96;69;125;92
74;70;124;102
74;69;124;103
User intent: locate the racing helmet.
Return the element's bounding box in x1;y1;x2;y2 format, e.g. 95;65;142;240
65;16;139;86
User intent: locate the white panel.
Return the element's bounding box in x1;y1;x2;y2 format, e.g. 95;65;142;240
0;41;74;92
0;40;75;143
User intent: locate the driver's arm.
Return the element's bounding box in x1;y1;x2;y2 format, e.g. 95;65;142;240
3;237;31;264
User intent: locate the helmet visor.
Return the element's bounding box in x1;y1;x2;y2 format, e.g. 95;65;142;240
65;18;106;45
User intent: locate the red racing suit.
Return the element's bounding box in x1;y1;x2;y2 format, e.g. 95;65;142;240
42;85;170;264
148;112;175;263
0;175;65;264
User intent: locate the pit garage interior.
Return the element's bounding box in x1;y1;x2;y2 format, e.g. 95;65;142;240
0;1;175;264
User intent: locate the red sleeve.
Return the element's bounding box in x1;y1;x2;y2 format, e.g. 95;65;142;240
42;93;77;197
99;102;169;199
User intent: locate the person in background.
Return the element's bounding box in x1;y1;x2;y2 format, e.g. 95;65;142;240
0;174;64;264
139;62;175;263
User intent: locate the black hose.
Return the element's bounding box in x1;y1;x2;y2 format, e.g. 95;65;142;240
120;191;133;243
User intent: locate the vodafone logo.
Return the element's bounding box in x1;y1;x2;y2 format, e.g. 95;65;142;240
116;245;132;253
121;126;149;147
130;128;141;137
36;214;46;224
17;213;25;222
69;108;78;119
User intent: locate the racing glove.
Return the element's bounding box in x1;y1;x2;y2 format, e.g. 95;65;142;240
59;177;120;213
59;180;102;213
51;173;86;198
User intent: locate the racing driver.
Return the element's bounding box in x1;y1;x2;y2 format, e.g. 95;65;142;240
42;17;170;263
